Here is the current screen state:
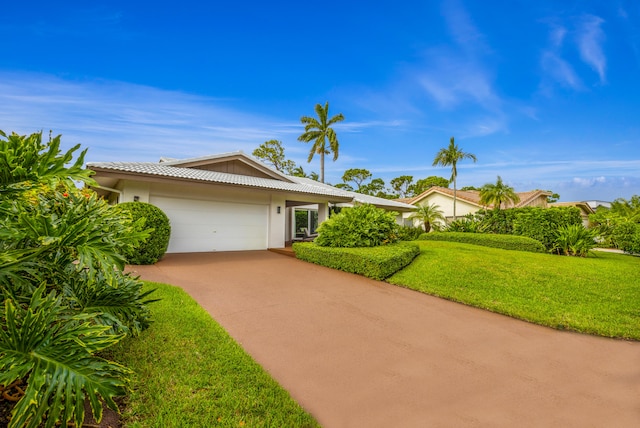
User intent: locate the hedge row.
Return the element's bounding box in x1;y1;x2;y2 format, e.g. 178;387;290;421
292;241;421;280
419;232;546;253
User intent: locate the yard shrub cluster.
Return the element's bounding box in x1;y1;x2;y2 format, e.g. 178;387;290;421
511;207;582;250
419;232;546;253
117;201;171;264
589;197;640;254
293;241;420;280
552;224;597;257
397;225;423;241
315;204;399;247
0;130;154;428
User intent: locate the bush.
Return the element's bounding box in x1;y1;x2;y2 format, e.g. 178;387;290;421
552;224;597;257
397;225;423;241
315;204;399;247
610;221;640;254
292;241;420;280
117;202;171;264
419;232;546;253
446;217;487;233
512;207;582;250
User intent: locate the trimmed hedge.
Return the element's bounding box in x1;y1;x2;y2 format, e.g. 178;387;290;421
292;241;420;280
419;232;546;253
117;202;171;264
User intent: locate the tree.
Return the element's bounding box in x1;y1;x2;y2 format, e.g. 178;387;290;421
461;185;481;191
297;102;345;183
390;175;414;198
252;140;296;174
289;165;320;181
432;137;477;220
412;176;450;196
341;168;372;192
546;191;560;203
409;203;446;233
479;176;521;209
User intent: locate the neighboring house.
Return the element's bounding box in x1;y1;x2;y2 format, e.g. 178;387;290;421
400;186;552;227
585;200;611;210
549;201;595;227
88;151;414;253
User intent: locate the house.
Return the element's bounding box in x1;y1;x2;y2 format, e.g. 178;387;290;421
87;152;414;253
400;186;552;227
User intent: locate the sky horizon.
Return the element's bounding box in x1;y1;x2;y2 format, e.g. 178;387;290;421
2;0;640;202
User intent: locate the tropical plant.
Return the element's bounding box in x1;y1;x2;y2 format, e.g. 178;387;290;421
479;176;520;209
552;224;597;257
446;217;487;233
432;137;477;220
252;140;297;173
409;203;445;233
513;207;582;251
315;204;399;247
117;202;171;265
0;130;153;427
297;101;345;183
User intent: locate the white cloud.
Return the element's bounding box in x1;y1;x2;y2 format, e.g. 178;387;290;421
576;15;607;83
0;72;300;163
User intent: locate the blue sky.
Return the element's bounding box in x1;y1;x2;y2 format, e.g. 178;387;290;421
2;0;640;202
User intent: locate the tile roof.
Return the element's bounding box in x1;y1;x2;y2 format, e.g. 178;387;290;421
405;186;552;209
88;161;352;199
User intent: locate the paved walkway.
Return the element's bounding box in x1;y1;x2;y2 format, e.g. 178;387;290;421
130;251;640;427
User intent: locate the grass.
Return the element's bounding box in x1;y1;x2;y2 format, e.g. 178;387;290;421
387;241;640;340
110;282;319;428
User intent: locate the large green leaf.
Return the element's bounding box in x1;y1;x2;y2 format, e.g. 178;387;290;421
0;285;130;428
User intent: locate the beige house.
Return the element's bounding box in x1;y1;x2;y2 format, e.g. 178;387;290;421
400;186;553;227
88;152;414;253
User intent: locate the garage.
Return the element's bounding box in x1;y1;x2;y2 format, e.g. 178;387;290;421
149;195;269;253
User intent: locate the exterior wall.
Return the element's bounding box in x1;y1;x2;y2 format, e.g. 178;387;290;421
268;194;286;249
417;193;480;219
118;180;150;203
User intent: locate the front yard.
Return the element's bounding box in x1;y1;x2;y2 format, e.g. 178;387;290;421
388;241;640;340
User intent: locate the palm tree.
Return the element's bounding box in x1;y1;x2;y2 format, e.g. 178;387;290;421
297;102;345;183
409;203;446;233
432;137;477;220
479;175;520;209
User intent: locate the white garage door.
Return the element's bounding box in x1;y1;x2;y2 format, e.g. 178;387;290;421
149;196;269;253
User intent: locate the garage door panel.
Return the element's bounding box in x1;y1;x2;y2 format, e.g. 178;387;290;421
149;196;268;253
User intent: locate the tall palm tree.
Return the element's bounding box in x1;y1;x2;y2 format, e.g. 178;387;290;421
409;203;446;233
432;137;477;220
297;102;345;183
479;175;520;209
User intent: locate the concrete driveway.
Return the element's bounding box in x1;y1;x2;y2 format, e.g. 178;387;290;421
130;251;640;427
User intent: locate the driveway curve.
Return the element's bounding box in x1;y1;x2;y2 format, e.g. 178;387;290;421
130;251;640;427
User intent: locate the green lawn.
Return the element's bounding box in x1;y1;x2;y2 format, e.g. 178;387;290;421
388;241;640;340
111;282;319;428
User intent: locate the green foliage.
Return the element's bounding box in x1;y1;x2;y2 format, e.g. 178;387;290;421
409;203;445;233
252;139;297;173
610;221;640;254
432;136;477;218
446;217;487;233
473;208;520;234
397;225;423;241
390;175;413;198
0;130;153;427
297;101;345;183
412;176;450;196
293;241;420;280
117;202;171;265
0;285;130;428
419;232;546;253
314;204;400;247
478;175;520;209
513;207;582;250
552;224;597;257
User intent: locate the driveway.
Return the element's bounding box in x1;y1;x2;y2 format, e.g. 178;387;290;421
130;251;640;427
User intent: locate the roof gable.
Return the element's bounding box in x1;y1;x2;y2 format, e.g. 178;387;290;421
406;186;552;209
160;151;294;183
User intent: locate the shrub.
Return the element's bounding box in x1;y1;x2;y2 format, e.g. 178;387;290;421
0;130;154;428
512;207;582;250
419;232;546;253
117;202;171;264
315;204;399;247
446;217;487;233
552;224;597;257
397;225;423;241
292;241;420;280
610;221;640;254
